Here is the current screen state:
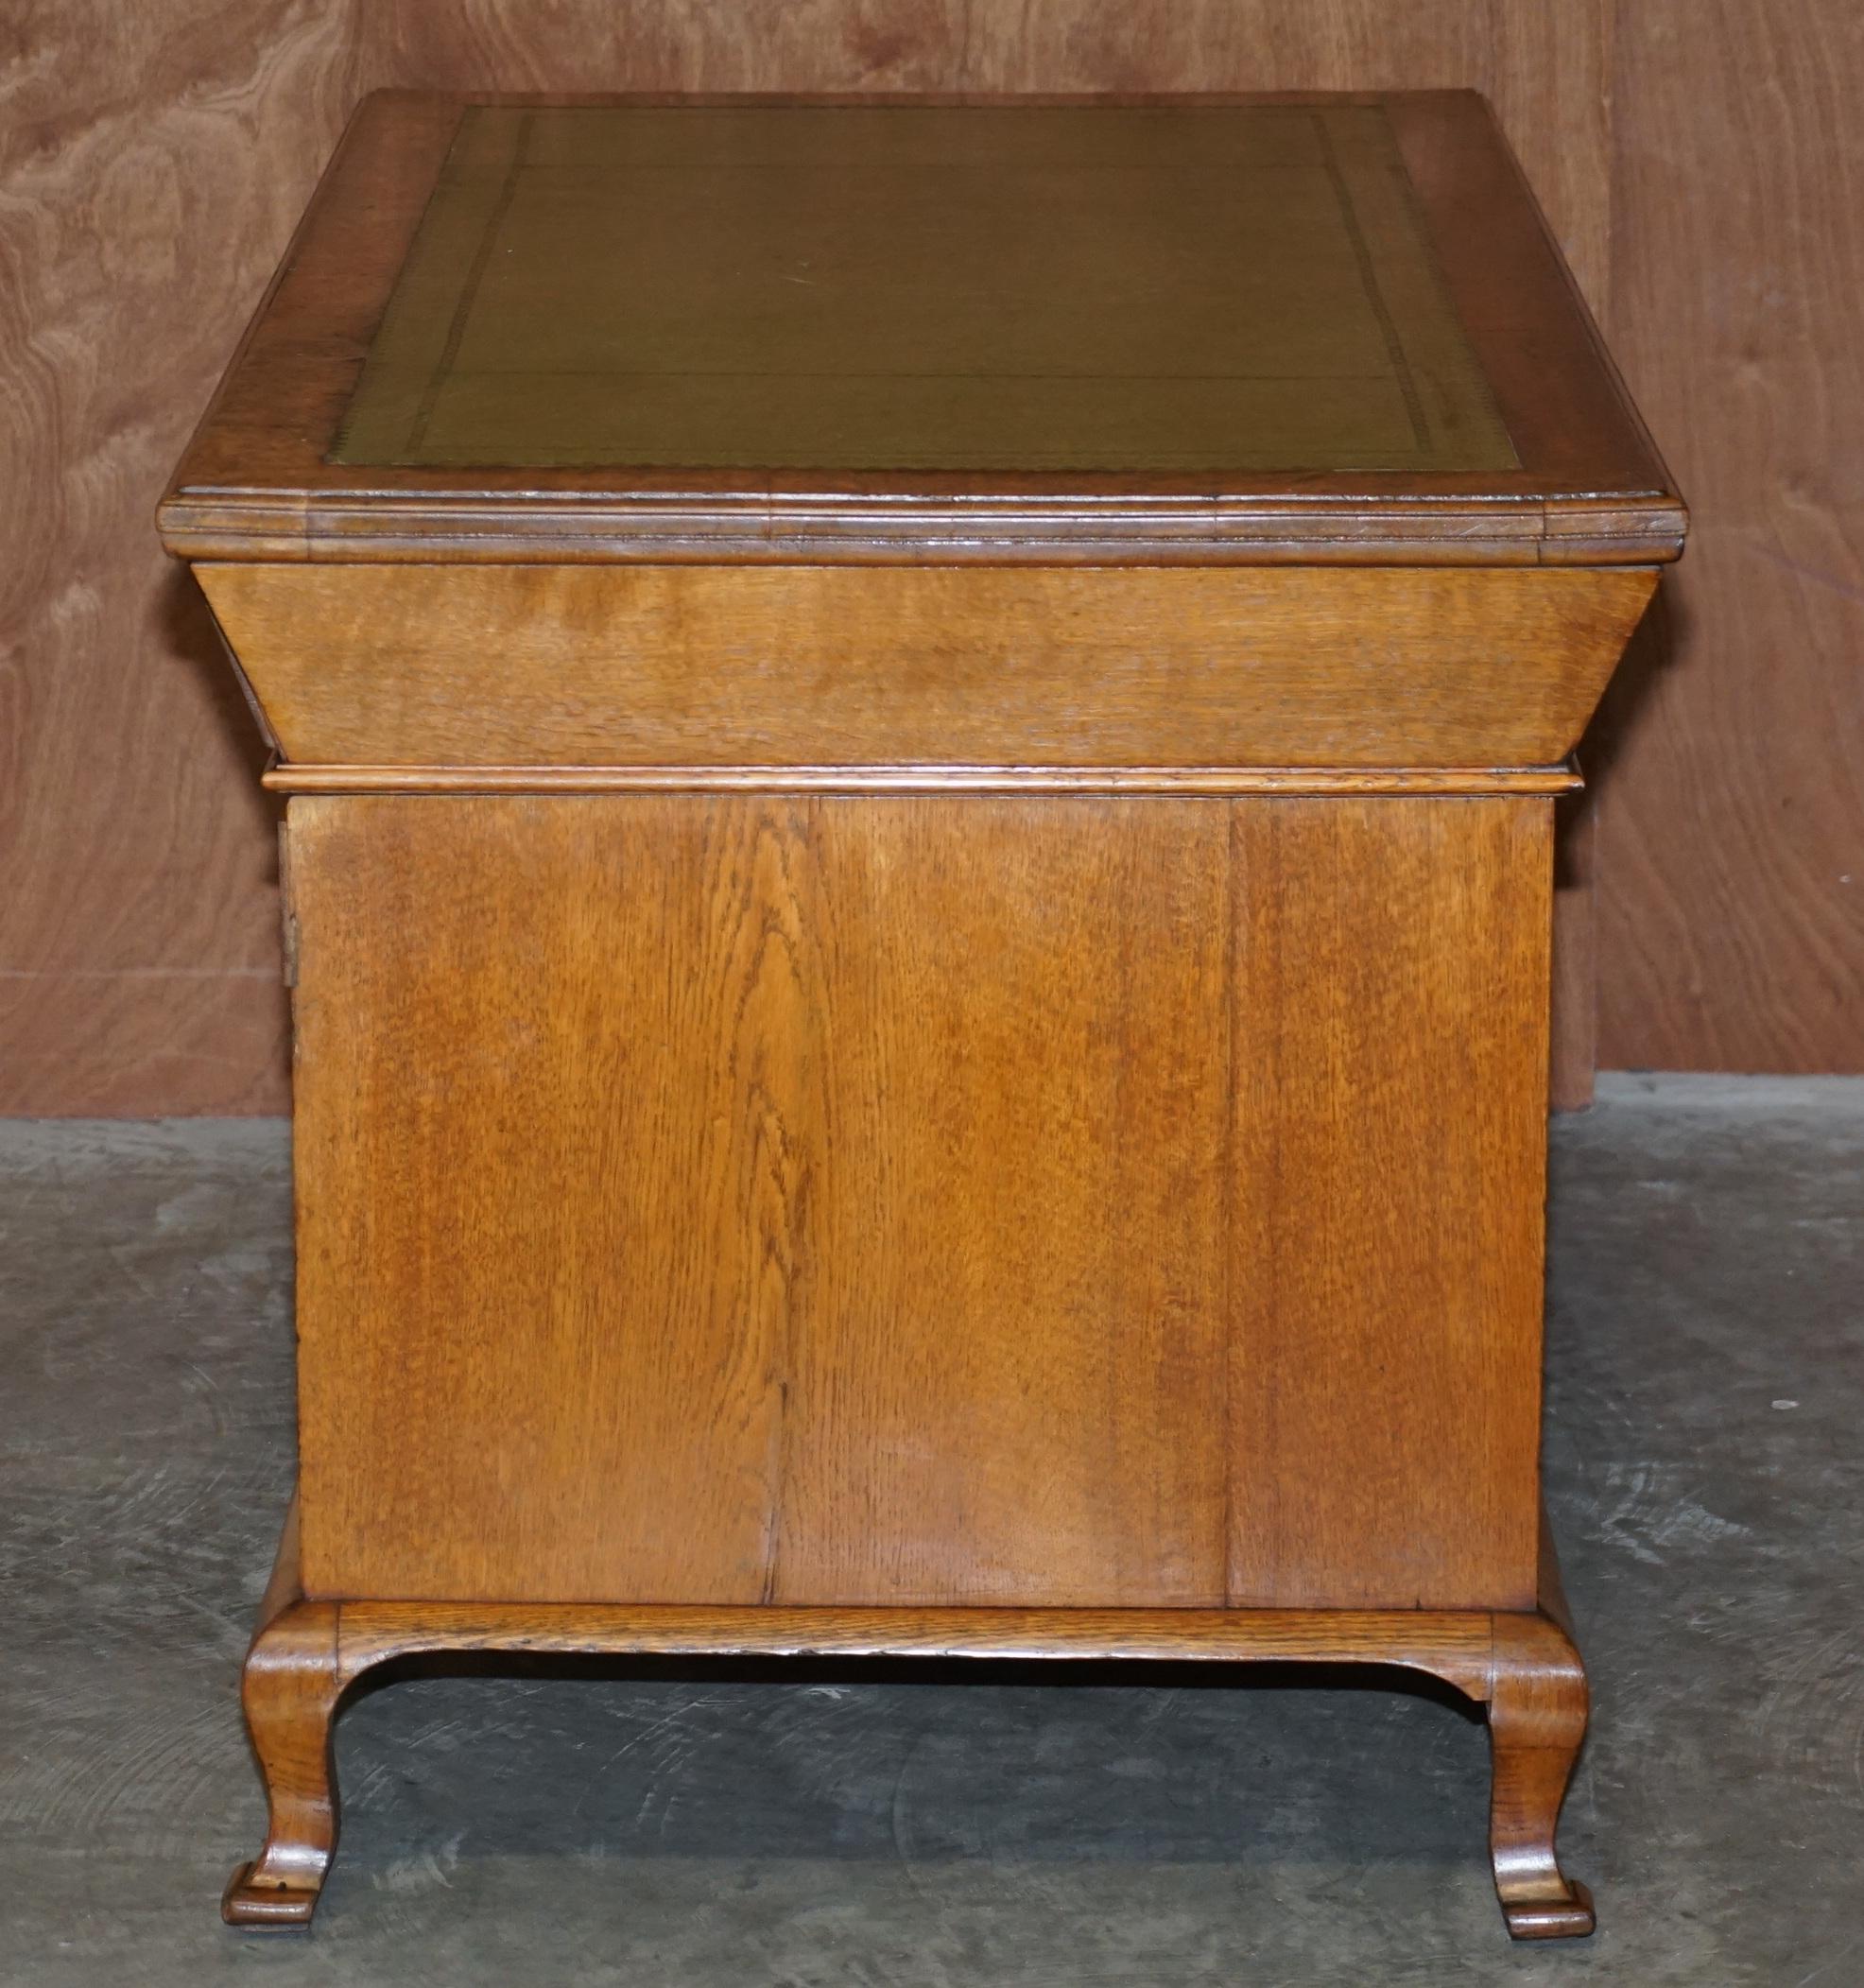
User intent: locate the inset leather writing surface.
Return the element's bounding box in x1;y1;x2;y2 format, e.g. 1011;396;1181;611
333;104;1517;475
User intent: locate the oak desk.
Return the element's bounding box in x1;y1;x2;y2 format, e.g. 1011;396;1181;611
160;90;1684;1939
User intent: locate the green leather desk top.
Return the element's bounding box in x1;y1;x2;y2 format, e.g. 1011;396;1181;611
331;103;1518;475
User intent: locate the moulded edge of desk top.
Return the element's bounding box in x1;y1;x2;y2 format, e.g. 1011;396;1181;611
155;89;1686;569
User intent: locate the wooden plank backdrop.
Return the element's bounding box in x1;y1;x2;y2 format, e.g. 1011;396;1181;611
2;1;1858;1111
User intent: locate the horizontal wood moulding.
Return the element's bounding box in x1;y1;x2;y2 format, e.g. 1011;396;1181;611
158;91;1686;571
203;562;1656;770
330;1600;1499;1699
264;763;1582;796
161;495;1686;567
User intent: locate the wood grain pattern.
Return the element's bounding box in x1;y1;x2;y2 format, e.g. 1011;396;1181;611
334;1599;1496;1681
1548;789;1599;1111
264;764;1584;797
1486;1522;1595;1939
288;791;1229;1607
1591;0;1864;1072
218;1500;342;1930
775;797;1232;1607
21;5;1856;1087
36;0;1836;1114
1488;1611;1595;1938
1227;798;1551;1608
0;0;368;1114
224;1495;1593;1933
287;790;1548;1613
198;562;1657;772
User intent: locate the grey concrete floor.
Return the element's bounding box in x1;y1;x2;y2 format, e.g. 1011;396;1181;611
1;1075;1860;1985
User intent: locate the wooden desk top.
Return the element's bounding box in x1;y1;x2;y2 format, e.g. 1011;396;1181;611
160;91;1683;567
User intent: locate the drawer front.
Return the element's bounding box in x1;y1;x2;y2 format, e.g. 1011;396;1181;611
201;562;1653;772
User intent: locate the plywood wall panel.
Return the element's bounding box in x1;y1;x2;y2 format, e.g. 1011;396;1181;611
1594;0;1864;1071
0;0;367;1113
7;0;1857;1109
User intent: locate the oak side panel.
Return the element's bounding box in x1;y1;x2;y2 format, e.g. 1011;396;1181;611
199;563;1656;771
1228;797;1550;1611
292;788;1551;1611
290;794;812;1601
288;792;1232;1606
773;797;1230;1605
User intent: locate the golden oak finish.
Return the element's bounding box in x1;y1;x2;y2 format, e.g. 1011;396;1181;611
198;562;1656;772
219;1500;342;1928
220;1604;345;1928
287;793;1550;1612
1488;1654;1594;1938
331;1601;1497;1682
224;1500;1593;1932
1487;1555;1596;1940
264;765;1584;797
166;88;1680;1940
1228;797;1551;1609
29;8;1858;1122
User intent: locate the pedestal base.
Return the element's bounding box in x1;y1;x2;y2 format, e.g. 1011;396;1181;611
224;1499;1593;1940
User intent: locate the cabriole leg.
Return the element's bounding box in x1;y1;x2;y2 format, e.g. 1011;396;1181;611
222;1600;345;1927
1487;1611;1595;1939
